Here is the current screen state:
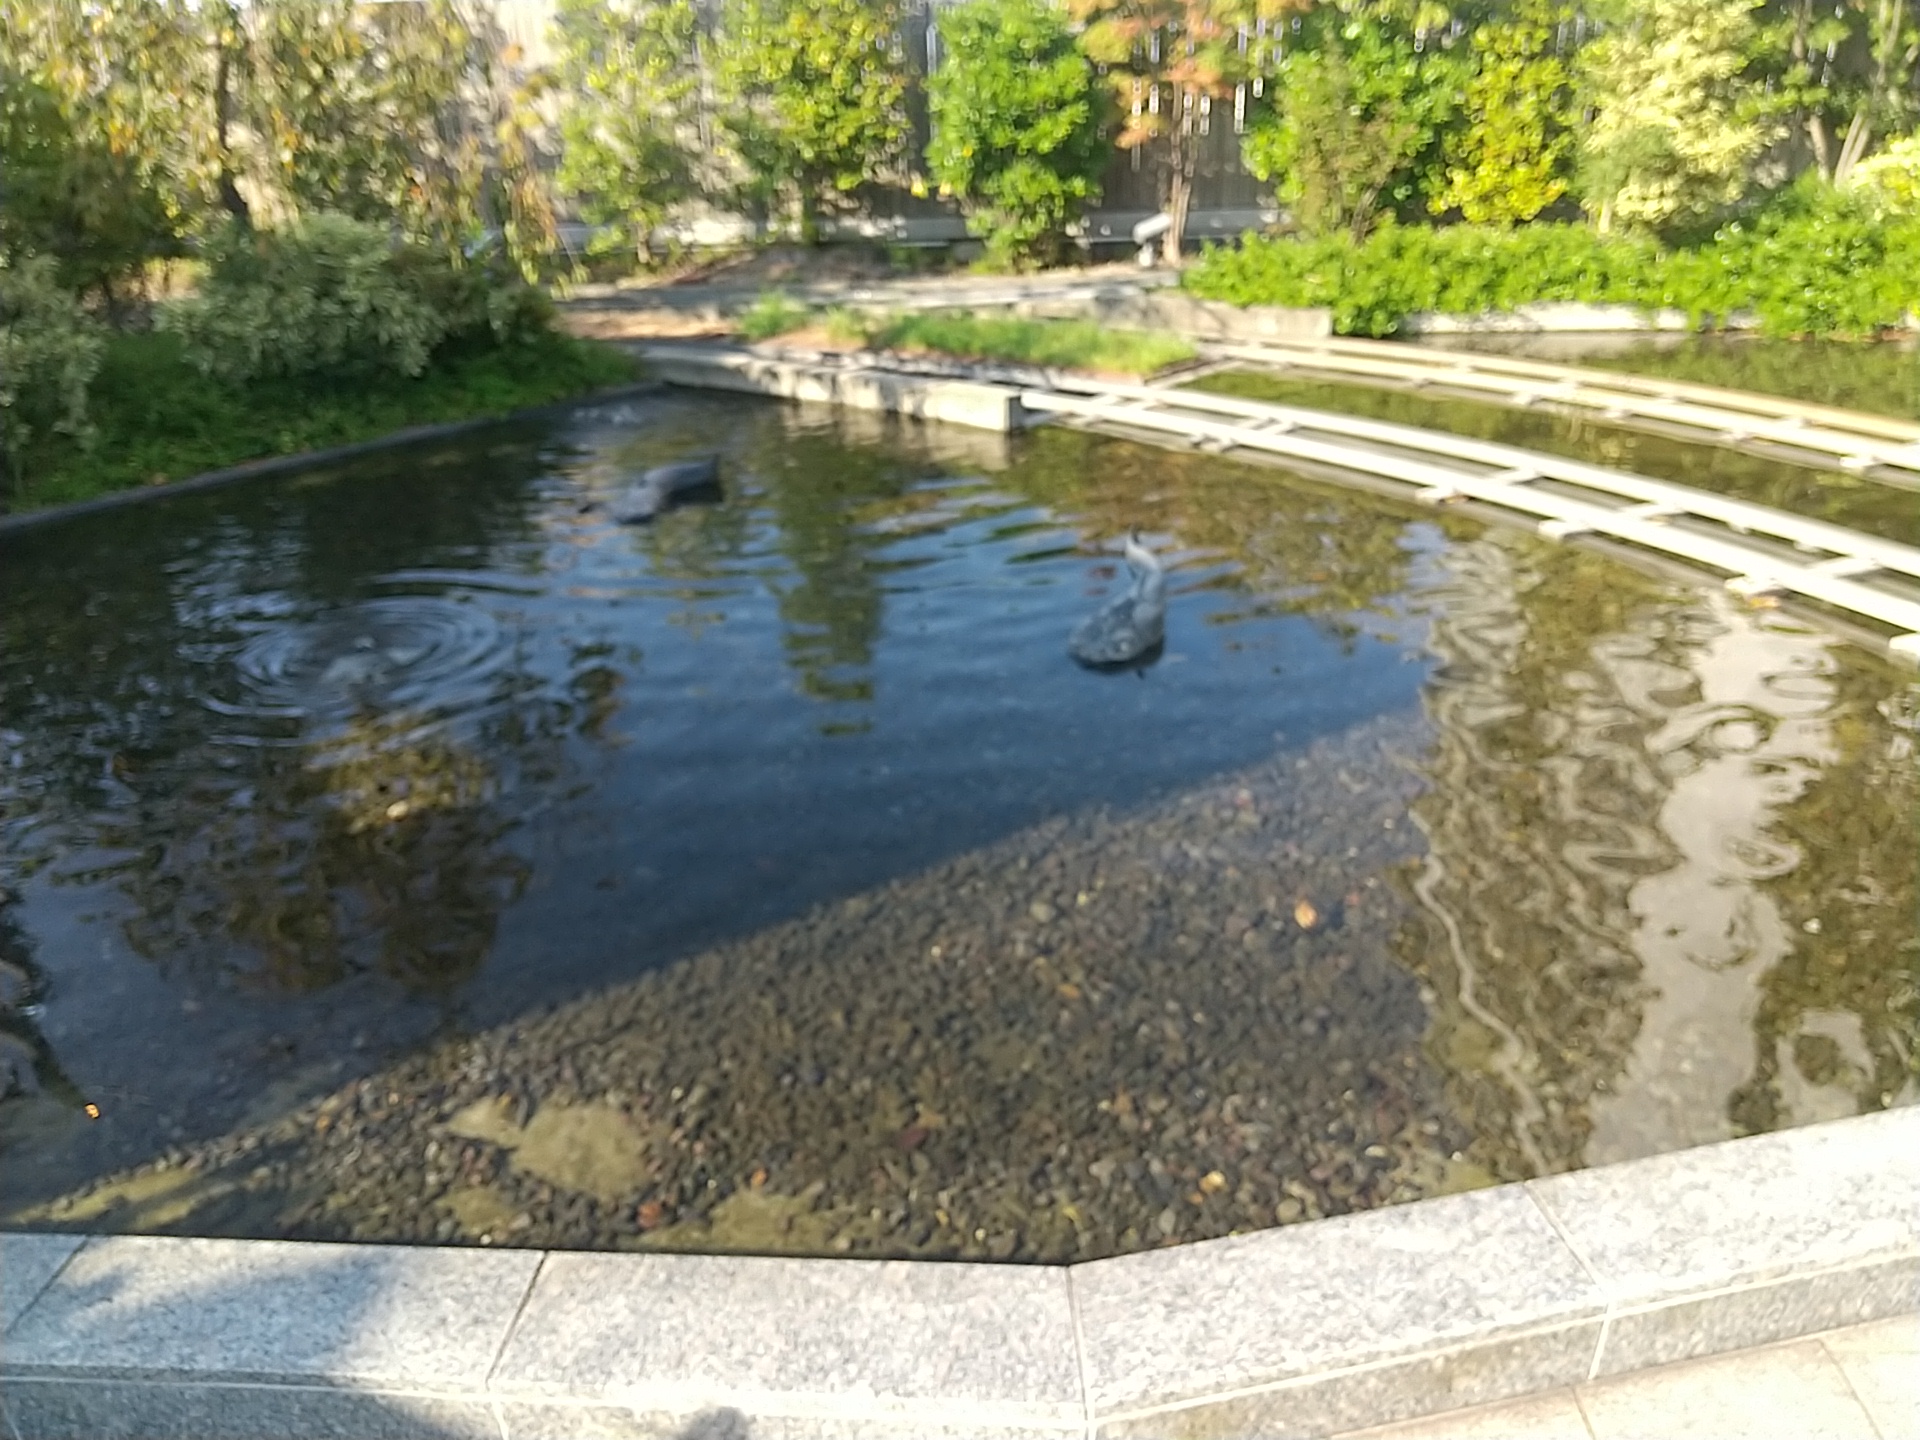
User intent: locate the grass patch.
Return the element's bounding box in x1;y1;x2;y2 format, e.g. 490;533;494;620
737;290;815;341
10;329;638;512
863;312;1196;375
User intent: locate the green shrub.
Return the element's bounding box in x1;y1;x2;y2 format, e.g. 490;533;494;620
161;214;551;386
1186;206;1920;338
0;255;104;485
1847;132;1920;217
737;290;814;340
923;0;1108;269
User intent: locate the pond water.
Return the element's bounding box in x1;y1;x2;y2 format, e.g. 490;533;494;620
1415;333;1920;422
1;392;1913;1261
1194;368;1920;548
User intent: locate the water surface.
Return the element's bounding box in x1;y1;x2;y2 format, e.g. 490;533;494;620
2;393;1912;1258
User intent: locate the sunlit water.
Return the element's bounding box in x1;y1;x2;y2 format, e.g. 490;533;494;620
1;392;1912;1259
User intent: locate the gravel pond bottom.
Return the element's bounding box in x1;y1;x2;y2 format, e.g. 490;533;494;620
3;394;1915;1262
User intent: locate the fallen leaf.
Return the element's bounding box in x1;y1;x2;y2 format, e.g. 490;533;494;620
1294;899;1320;929
1199;1170;1228;1194
749;1168;768;1189
636;1200;667;1230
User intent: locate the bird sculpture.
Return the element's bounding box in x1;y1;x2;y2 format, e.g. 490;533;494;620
610;454;723;524
1069;531;1167;668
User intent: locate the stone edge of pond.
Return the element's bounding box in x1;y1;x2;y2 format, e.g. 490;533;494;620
643;345;1037;434
1;1106;1913;1440
0;382;667;539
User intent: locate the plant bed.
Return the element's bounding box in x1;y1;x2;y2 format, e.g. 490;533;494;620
6;329;638;515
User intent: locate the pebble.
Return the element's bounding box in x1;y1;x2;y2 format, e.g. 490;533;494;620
23;717;1483;1262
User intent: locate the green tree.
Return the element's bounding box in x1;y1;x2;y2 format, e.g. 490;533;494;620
1434;0;1576;224
1244;6;1461;240
0;0;206;288
1760;0;1920;187
550;0;701;265
714;0;912;243
924;0;1111;269
0;63;179;303
246;0;491;252
1577;0;1775;233
1070;0;1304;264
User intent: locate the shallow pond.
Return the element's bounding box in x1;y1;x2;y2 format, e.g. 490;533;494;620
1;392;1913;1260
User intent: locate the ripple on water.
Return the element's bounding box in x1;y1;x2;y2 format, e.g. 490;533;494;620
204;594;513;737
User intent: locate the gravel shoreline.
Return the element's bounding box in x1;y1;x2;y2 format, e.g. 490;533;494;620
20;712;1495;1262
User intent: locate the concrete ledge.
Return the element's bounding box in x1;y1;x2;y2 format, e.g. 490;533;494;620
642;347;1032;432
1400;302;1760;335
3;1109;1912;1439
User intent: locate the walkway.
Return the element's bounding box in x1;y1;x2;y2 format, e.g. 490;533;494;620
1340;1316;1916;1440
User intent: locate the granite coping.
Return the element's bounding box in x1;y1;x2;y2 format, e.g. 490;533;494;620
2;1108;1913;1438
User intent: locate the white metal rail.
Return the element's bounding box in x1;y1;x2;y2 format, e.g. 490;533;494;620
1013;375;1920;660
1203;338;1920;485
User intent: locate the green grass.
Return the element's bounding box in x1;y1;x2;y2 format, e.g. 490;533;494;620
862;312;1197;375
737;290;815;341
9;328;638;512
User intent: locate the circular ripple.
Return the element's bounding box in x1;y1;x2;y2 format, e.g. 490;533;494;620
215;596;510;731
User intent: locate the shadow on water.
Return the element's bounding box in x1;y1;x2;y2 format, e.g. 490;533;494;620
1;390;1913;1259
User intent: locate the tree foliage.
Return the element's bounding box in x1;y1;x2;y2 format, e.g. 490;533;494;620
0;62;178;300
714;0;912;242
925;0;1111;269
1070;0;1305;263
1577;0;1776;233
1245;7;1460;240
1434;0;1576;225
549;0;702;262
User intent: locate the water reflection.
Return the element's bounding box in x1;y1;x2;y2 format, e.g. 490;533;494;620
1405;532;1919;1181
1193;370;1920;547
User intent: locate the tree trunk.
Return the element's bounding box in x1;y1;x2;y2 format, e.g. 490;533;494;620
213;11;251;229
1792;0;1835;182
1163;103;1192;267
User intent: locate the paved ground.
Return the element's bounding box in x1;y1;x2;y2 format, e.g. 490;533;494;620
1338;1316;1917;1440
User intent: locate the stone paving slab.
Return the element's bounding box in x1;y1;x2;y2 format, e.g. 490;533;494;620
1525;1105;1920;1377
2;1235;542;1390
490;1252;1082;1433
2;1109;1914;1439
0;1235;81;1333
1335;1318;1914;1439
1072;1184;1604;1434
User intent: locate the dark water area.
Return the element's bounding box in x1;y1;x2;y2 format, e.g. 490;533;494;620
1193;368;1920;549
2;392;1913;1260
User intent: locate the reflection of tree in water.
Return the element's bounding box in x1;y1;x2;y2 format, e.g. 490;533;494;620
112;714;530;996
743;425;907;705
0;433;589;1003
1733;673;1920;1130
1007;428;1426;647
0;904;83;1106
1402;532;1920;1179
1400;537;1681;1179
